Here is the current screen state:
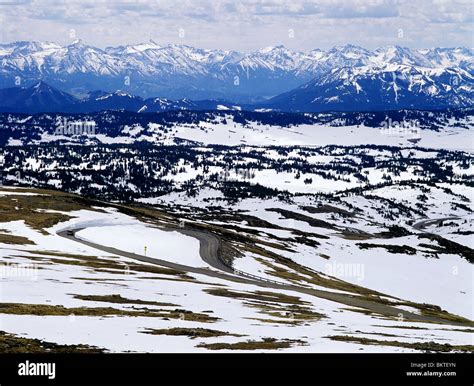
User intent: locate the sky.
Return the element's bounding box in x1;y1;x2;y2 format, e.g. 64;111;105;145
0;0;472;52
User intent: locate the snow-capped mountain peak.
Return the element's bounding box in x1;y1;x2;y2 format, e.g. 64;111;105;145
0;41;472;104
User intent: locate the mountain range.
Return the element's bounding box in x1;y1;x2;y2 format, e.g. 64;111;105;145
267;64;473;112
0;81;241;113
0;41;473;112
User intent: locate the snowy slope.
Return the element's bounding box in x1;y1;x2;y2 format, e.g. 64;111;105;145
1;188;472;353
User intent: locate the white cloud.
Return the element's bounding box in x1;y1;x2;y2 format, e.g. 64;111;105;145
0;0;472;51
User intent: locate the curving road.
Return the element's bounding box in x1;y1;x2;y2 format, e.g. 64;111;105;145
57;227;472;327
413;216;462;231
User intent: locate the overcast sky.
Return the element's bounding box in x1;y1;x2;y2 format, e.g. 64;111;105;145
0;0;472;51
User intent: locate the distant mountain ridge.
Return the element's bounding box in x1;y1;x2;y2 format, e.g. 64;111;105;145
266;64;474;112
0;40;472;103
0;81;240;113
1;73;472;114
